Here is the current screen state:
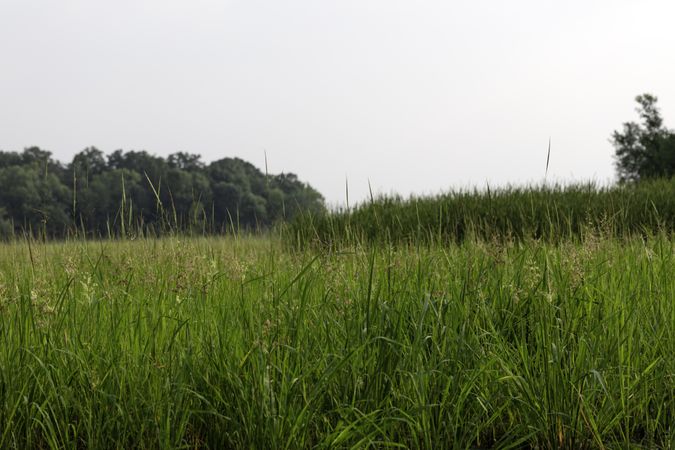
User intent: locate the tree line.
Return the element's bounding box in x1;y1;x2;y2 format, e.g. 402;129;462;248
0;147;325;238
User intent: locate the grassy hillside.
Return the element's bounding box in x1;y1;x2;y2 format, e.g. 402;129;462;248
0;235;672;448
286;179;675;248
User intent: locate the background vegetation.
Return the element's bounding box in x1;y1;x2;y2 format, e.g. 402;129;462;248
0;147;324;239
612;94;675;183
282;93;675;249
287;178;675;248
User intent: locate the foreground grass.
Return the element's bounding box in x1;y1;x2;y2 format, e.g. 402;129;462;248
0;235;673;448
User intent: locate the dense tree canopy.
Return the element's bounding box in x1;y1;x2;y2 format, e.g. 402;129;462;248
0;147;324;238
611;94;675;182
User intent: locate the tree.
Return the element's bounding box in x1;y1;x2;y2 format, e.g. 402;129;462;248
611;94;675;182
0;165;71;234
168;152;204;171
0;151;22;168
71;147;106;175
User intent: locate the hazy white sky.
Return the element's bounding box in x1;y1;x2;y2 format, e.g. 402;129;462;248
1;0;674;205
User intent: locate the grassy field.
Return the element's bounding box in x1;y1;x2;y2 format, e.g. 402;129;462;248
0;230;672;448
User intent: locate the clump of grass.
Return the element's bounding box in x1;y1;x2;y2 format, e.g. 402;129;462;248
286;179;675;248
0;233;672;448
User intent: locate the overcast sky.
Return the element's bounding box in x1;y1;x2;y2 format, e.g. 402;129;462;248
1;0;674;205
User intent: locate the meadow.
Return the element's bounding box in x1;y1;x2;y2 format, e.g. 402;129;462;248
0;181;674;448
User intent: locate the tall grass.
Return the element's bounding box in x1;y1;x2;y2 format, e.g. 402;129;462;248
286;179;675;248
0;233;672;448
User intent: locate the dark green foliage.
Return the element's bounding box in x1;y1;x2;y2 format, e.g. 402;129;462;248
0;164;71;235
0;147;324;238
612;94;675;182
287;179;675;248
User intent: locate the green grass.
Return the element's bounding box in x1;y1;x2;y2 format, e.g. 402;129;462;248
0;232;672;448
286;179;675;248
